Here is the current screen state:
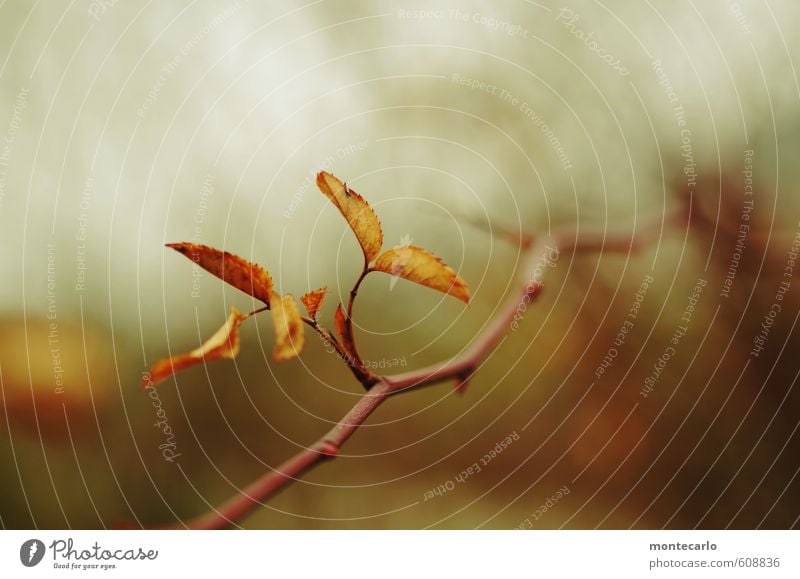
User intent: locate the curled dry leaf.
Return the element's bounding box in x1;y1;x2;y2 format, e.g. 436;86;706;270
316;171;383;263
271;293;304;361
144;307;247;387
166;243;273;306
334;304;358;364
300;287;328;320
372;245;470;304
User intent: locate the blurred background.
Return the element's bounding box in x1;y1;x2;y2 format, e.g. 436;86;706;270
1;0;799;529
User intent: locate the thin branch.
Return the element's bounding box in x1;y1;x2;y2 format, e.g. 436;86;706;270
342;265;371;372
347;266;370;322
179;242;552;530
383;212;683;392
182;381;392;530
455;210;535;250
171;210;685;530
386;243;549;392
302;317;375;386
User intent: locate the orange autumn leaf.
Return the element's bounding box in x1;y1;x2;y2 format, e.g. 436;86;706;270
144;307;247;386
271;293;304;361
300;287;328;319
166;243;273;306
316;171;383;263
372;245;470;304
334;304;358;363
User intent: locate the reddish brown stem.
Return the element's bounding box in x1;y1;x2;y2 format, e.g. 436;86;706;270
183;381;392;530
386;252;546;391
342;265;370;367
304;318;375;386
177;242;553;530
173;210;685;530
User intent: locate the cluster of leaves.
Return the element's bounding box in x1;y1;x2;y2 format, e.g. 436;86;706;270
145;171;469;386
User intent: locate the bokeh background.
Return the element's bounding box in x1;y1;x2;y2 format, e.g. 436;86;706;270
1;0;799;529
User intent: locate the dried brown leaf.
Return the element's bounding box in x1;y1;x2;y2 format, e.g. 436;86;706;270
272;293;304;361
316;171;383;263
373;245;470;304
144;307;246;386
166;243;273;306
300;287;328;320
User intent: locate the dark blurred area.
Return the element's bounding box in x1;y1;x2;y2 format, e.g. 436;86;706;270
1;0;799;529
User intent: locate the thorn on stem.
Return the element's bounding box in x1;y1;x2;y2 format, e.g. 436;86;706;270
454;370;474;395
519;233;534;250
318;441;340;457
526;281;543;299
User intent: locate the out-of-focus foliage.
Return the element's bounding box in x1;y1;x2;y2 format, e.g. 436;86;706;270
1;0;799;529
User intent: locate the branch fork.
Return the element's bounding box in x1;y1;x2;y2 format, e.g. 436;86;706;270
146;172;687;529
